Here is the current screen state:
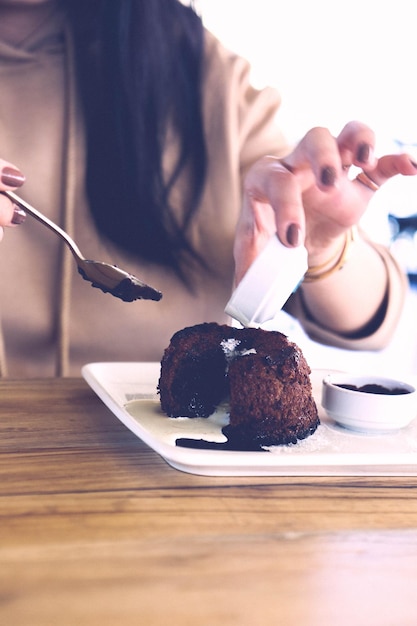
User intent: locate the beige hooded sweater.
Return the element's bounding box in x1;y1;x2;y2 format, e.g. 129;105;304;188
0;9;407;377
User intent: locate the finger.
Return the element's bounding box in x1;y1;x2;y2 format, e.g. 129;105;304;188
0;161;26;229
0;160;25;191
281;127;342;191
243;157;306;246
235;158;306;282
366;153;417;186
337;121;377;169
0;193;19;227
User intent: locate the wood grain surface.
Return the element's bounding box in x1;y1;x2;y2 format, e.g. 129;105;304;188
1;378;417;625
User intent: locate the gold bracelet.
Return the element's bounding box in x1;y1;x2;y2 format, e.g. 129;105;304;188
355;171;380;192
305;239;346;275
303;227;357;283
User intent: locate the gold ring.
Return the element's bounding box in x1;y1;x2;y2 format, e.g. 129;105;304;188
355;171;380;192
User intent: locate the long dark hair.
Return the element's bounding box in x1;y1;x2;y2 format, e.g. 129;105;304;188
66;0;207;281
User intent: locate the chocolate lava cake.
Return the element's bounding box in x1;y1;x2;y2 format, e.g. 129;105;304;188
158;322;319;446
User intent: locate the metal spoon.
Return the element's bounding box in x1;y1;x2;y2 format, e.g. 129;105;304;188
3;190;162;302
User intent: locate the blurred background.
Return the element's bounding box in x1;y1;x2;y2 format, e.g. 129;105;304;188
199;0;416;144
199;0;417;376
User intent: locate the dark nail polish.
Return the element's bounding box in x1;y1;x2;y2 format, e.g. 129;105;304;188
11;204;26;225
410;159;417;169
286;223;302;247
357;142;370;164
1;166;25;187
321;166;336;186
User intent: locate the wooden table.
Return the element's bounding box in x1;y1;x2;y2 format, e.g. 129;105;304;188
1;378;417;626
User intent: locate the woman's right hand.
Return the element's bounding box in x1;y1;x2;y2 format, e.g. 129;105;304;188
0;160;26;239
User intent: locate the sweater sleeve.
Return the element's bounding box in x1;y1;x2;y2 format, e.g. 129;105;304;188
202;29;289;175
284;241;408;351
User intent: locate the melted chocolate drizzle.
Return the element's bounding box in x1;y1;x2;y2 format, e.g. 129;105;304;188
175;437;266;451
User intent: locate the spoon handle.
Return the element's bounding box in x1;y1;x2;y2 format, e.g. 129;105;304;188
2;190;163;302
3;190;85;261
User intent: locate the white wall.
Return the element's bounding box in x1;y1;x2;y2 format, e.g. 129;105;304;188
199;0;417;149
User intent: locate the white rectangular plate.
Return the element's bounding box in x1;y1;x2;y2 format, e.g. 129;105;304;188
82;362;417;476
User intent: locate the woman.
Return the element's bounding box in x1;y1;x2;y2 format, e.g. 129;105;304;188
0;0;414;377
